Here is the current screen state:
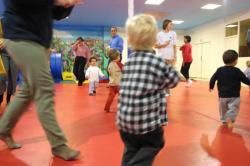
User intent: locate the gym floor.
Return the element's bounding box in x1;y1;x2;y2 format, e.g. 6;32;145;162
0;81;250;166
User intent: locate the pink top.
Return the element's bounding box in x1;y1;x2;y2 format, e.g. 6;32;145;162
72;43;91;58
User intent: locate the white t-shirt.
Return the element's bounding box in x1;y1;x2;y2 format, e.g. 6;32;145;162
244;68;250;78
85;66;104;82
156;31;177;60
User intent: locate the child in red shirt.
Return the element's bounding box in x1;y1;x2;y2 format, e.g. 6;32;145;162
180;35;193;87
104;49;123;112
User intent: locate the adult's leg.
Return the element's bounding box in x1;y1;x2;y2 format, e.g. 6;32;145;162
3;40;80;160
73;56;80;80
0;53;9;104
0;79;31;149
77;57;87;85
6;55;18;103
165;60;174;95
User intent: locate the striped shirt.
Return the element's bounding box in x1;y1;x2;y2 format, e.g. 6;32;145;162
117;50;180;134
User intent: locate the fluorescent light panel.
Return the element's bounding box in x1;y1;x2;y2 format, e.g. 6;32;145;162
226;24;238;28
172;20;184;24
145;0;165;5
201;4;222;10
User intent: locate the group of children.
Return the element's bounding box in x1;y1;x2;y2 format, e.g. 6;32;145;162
82;14;250;166
84;48;123;112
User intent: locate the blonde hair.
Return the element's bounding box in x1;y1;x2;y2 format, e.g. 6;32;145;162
246;60;250;68
108;48;120;61
125;14;157;51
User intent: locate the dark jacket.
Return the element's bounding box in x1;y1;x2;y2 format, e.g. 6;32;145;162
2;0;73;48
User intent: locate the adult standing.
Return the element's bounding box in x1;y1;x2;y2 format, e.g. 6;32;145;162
0;48;18;105
109;26;124;62
155;19;177;96
0;0;80;161
72;37;90;86
180;35;193;87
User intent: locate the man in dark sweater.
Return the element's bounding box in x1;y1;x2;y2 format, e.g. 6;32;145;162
0;0;81;161
210;50;250;128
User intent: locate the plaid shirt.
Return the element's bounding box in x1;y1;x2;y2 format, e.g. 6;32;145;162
117;50;180;134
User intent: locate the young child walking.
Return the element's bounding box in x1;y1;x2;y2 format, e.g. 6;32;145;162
209;50;250;128
104;49;123;112
244;60;250;91
85;57;104;96
180;35;193;87
117;14;180;166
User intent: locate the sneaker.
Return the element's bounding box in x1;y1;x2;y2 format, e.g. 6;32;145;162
185;79;192;87
52;144;80;161
0;134;22;149
89;93;94;96
93;90;96;94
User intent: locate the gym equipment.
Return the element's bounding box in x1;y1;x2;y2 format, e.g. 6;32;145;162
50;53;62;83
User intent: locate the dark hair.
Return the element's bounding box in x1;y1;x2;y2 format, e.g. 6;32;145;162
223;50;238;64
162;19;172;30
184;35;191;42
76;37;84;42
108;49;120;61
111;26;118;31
89;57;97;62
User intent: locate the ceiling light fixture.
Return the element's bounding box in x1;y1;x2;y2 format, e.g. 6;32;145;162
172;20;184;24
145;0;165;5
201;4;222;10
226;24;238;28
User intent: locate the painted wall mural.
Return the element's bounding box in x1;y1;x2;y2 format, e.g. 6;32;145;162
51;25;112;80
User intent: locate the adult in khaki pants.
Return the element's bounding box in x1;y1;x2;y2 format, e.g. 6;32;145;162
0;0;81;161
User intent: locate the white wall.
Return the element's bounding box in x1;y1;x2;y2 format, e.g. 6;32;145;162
185;9;250;80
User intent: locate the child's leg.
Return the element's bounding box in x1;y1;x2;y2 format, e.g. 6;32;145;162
94;81;99;91
119;130;140;166
104;86;118;111
89;81;95;94
127;127;165;166
226;97;240;122
219;98;229;123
